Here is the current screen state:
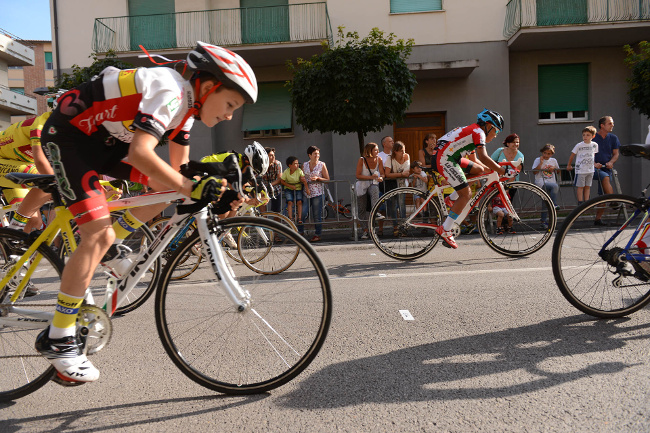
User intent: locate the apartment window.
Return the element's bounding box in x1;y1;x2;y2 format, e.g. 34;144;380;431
538;64;589;122
390;0;442;13
44;52;53;70
9;66;23;70
10;88;25;95
242;83;293;138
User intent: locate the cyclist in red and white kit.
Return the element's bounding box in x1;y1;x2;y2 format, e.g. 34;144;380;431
434;109;507;249
35;42;258;383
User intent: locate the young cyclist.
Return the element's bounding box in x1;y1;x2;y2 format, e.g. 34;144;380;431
34;42;258;384
434;109;507;249
0;111;54;232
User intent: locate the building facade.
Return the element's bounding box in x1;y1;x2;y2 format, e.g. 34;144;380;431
0;31;36;130
49;0;650;198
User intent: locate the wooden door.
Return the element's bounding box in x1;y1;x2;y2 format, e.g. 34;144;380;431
394;113;446;165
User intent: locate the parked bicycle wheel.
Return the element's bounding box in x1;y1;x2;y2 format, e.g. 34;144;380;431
477;181;556;257
0;228;62;402
552;195;650;318
155;217;331;394
369;187;443;260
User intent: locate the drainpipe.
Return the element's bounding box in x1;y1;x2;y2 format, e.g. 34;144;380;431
52;0;61;81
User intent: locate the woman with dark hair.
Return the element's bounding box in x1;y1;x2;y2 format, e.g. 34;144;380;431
301;145;330;242
418;133;437;169
262;147;283;213
491;133;525;181
355;142;384;239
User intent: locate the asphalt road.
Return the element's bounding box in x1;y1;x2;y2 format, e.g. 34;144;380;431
2;236;649;432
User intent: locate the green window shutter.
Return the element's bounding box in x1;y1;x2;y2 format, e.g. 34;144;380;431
242;83;292;131
538;64;588;113
241;0;289;44
128;0;176;51
44;52;53;63
390;0;442;13
10;88;24;95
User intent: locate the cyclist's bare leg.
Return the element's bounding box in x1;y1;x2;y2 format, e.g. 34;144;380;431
59;216;115;298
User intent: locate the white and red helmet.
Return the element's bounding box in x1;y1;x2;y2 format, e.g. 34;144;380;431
187;42;258;104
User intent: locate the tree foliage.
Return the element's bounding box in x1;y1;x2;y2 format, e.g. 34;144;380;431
287;27;417;154
53;50;134;91
624;41;650;118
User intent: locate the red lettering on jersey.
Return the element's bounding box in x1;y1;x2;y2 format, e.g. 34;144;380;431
22;117;37;127
70;94;142;136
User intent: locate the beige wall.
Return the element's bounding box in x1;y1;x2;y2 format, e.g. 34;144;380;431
326;0;506;46
51;0;129;69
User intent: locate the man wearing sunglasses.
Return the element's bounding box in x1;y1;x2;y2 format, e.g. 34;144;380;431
432;108;507;249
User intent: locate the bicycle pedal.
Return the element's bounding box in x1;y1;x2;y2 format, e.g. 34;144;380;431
52;372;87;387
27;230;44;244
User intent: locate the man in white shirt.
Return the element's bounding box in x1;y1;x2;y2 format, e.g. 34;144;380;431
378;136;394;166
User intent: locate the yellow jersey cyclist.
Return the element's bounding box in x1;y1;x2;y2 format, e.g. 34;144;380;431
433;109;508;249
34;41;258;384
0;111;54;232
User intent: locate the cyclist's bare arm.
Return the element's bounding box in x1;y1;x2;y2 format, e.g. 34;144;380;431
127;129;194;222
476;146;506;175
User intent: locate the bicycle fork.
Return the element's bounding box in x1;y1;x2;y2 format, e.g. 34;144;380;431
195;209;252;312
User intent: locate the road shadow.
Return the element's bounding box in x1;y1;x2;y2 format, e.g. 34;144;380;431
279;315;649;408
0;393;268;432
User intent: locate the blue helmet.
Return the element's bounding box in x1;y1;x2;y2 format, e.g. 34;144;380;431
477;109;504;130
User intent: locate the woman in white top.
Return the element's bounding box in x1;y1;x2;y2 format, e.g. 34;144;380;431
355;142;384;239
301;145;330;242
384;141;410;237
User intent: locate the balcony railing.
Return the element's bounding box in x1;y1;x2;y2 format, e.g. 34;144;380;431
505;0;650;38
0;84;37;115
93;3;332;53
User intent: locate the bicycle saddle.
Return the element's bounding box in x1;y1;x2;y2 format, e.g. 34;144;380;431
4;173;56;189
620;143;650;160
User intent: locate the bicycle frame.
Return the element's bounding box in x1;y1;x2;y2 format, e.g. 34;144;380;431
405;163;521;229
0;189;252;329
599;200;650;265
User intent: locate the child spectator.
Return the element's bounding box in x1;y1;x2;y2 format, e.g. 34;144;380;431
567;126;599;205
409;161;428;218
531;144;560;210
280;156;309;223
489;195;514;234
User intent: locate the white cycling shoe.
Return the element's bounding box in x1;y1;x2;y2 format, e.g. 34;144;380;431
35;328;100;383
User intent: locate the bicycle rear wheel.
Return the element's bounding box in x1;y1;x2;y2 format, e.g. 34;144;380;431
552;195;650;318
369;187;442;260
155;216;331;394
0;228;62;402
477;181;556;257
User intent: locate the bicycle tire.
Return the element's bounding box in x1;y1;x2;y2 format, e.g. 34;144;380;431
369;187;442;260
155;216;332;394
552;194;650;318
234;211;299;275
477;181;556;257
0;228;62;402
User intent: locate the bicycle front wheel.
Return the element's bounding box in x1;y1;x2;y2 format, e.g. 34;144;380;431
0;228;62;402
369;187;442;260
477;181;556;257
552;195;650;318
155;216;332;394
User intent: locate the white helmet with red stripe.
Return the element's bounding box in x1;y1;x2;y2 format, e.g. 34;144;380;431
187;42;258;104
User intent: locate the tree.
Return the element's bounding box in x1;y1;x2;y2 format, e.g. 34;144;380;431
53;50;134;91
624;41;650;117
287;27;417;154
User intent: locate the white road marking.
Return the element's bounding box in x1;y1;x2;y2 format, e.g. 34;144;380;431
330;266;554;280
399;310;414;320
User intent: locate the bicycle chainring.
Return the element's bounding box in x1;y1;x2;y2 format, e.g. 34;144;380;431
77;305;112;355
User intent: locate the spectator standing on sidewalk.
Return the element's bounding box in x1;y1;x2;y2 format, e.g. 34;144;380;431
567;126;598;207
592;116;620;225
418;133;437;170
491;133;524;181
355;142;384;239
300;145;330;242
262;147;282;213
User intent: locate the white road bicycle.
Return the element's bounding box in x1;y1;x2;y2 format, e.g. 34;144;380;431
368;160;557;260
0;163;332;402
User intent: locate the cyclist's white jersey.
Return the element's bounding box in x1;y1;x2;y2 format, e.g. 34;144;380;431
61;66;194;146
435;123;485;164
